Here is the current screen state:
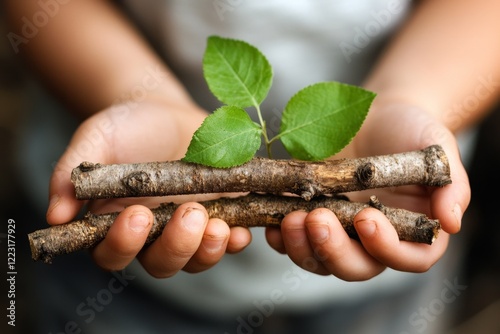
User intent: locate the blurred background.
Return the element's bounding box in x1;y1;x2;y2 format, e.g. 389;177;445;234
1;7;499;334
1;9;37;334
1;13;32;334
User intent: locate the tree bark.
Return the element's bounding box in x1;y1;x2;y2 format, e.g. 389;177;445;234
28;193;440;264
72;145;451;200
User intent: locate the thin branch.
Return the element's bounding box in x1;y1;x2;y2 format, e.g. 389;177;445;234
28;193;440;264
71;145;451;201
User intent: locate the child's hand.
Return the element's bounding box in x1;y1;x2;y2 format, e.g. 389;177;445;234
266;103;470;281
47;99;252;275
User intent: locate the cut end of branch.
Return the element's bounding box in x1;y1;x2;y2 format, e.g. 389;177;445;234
416;215;441;245
424;145;452;187
28;230;55;264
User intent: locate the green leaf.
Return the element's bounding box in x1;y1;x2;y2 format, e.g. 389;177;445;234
203;36;273;108
183;106;262;168
279;82;376;161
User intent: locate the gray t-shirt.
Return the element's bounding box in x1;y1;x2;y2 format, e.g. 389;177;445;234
117;0;430;315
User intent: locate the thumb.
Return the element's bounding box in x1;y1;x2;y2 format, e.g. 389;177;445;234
431;141;470;234
47;118;110;225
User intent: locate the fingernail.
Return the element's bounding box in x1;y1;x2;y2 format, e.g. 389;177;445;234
128;212;150;233
453;203;463;230
307;223;330;243
202;235;226;254
356;219;376;238
181;207;206;231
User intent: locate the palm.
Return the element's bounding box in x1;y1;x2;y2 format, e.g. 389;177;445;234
343;105;462;228
83;101;212;214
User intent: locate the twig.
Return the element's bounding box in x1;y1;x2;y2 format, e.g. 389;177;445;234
72;145;451;200
28;193;440;264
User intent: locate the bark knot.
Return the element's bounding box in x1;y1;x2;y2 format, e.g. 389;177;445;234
123;171;152;195
355;163;375;188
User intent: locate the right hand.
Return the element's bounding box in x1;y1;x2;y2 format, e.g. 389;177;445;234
46;98;252;276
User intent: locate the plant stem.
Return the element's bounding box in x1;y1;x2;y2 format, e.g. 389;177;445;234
28;193;440;264
254;104;273;158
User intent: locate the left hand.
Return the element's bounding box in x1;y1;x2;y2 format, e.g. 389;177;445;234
265;103;470;281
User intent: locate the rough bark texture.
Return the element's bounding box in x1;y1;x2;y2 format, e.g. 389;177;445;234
72;145;451;200
28;193;440;264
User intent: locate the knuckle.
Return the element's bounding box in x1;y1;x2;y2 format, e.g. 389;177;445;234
159;234;199;260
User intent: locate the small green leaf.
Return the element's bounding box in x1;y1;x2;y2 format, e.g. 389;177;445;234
279;82;376;161
203;36;273;108
183;106;262;168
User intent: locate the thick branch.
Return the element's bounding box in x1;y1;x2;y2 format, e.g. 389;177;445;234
28;193;440;264
72;145;451;200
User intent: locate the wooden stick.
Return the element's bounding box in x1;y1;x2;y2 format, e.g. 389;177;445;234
71;145;451;201
28;194;440;264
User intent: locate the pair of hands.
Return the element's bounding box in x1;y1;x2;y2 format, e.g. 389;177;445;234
46;98;470;281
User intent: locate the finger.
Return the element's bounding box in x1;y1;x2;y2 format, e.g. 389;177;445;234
281;211;331;276
47;167;84;225
416;121;471;234
91;205;153;271
265;227;287;254
226;226;252;254
182;218;230;273
137;202;208;278
47;119;110;225
89;195;253;255
303;209;386;281
430;143;470;234
354;208;449;272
